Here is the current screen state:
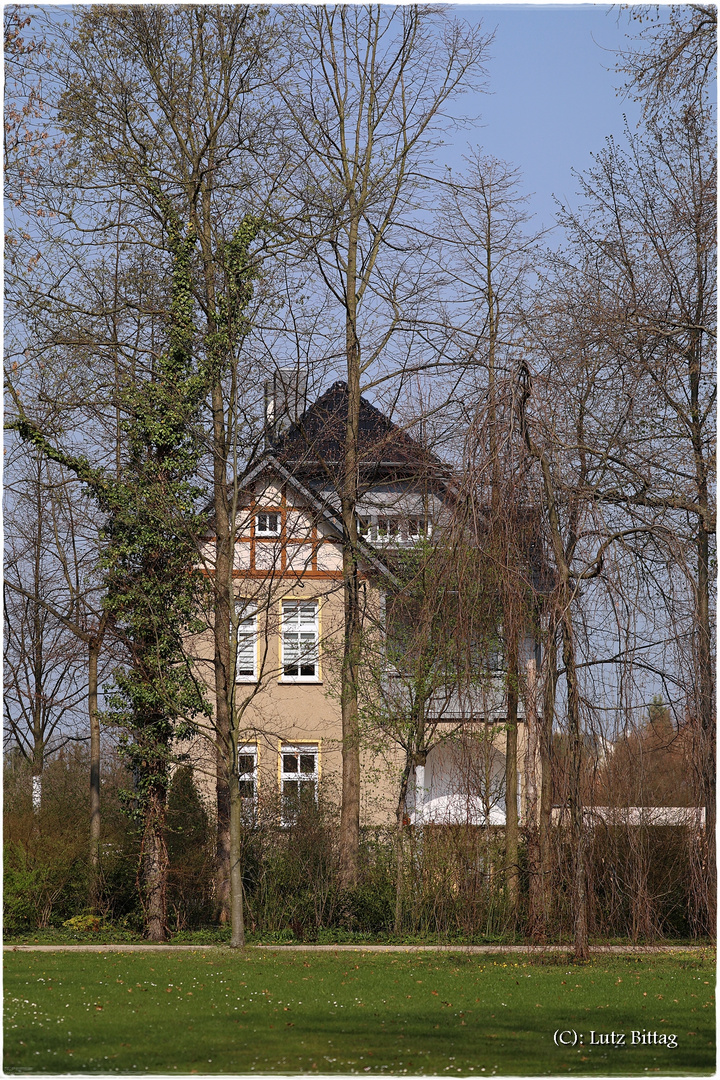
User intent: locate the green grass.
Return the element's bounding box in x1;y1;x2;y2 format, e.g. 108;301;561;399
4;950;715;1075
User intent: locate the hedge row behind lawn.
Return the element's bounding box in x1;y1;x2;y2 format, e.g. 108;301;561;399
4;751;710;943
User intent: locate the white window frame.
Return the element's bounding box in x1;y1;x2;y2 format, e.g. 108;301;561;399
281;600;320;682
357;515;372;540
280;743;319;824
357;513;432;545
256;511;281;537
406;516;432;541
376;516;399;543
235;603;257;682
238;744;258;815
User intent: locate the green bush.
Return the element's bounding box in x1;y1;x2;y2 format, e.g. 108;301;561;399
62;914;102;932
166;765;215;930
3;748;143;930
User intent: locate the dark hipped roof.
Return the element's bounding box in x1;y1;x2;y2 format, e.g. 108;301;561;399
272;381;443;477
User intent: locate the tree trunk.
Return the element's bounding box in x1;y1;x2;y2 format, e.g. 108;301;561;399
524;644;542;938
560;611;589;962
228;771;246;948
89;637;101;909
695;517;715;931
210;335;233;925
521;403;588;960
504;626;519;912
689;305;715;931
338;252;362;890
537;627;557;940
143;785;168;942
394;761;412;935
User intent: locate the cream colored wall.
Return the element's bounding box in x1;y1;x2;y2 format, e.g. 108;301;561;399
190;481;398;822
190;476;538;828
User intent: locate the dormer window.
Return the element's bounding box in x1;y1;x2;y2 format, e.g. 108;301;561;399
256;511;280;537
356;513;433;545
407;516;431;541
377;517;399;541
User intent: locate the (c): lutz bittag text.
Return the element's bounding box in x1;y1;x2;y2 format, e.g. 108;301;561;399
554;1029;678;1048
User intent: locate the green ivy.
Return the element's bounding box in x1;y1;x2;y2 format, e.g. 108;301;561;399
9;184;265;880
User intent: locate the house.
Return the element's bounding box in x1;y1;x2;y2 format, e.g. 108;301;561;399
193;372;537;828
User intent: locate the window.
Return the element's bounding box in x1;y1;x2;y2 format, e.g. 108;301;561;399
235;604;257;681
238;745;258;816
407;516;432;541
256;511;280;536
281;600;319;680
376;516;399;542
280;744;318;822
358;514;432;544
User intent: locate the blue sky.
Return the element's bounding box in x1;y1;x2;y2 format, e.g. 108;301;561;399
442;4;645;234
28;3;647;239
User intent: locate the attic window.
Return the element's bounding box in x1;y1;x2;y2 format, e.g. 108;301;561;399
357;514;433;545
407;516;431;541
377;517;399;541
256;511;280;537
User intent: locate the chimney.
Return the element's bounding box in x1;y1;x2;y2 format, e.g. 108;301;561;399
265;367;307;442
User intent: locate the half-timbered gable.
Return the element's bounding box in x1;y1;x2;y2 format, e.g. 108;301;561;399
194;376;532;828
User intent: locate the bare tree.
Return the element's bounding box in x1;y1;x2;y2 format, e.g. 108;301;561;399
616;5;716;116
3;450;89;810
550;94;716;931
276;5;492;887
437;152;547;915
358;515;502;931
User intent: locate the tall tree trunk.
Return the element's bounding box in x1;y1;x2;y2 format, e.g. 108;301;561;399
690;312;715;928
538;627;557;940
521;395;588;960
524;643;542;938
393;760;413;935
213;482;233;923
89;636;102;909
143;784;168;942
504;625;519;913
695;517;715;930
338;238;362;890
228;767;246;949
560;609;588;961
197;181;234;924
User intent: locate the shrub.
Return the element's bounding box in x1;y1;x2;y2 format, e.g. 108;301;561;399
3;746;143;930
63;914;102;932
166;765;215;930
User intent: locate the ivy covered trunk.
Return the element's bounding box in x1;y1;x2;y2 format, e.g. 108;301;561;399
11;193;213;941
88;636;102;909
142;781;169;942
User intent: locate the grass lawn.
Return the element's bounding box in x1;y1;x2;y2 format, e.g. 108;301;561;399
4;949;715;1075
